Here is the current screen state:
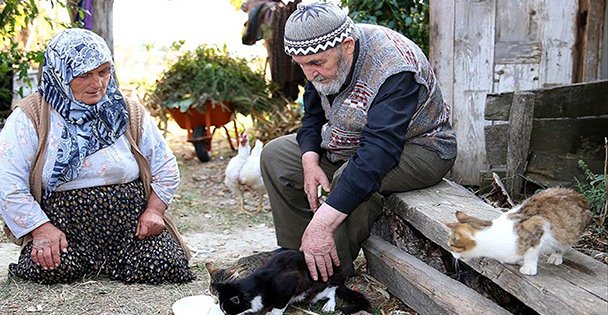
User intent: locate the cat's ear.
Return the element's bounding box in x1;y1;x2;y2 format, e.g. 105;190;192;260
445;222;459;230
455;210;469;222
229;296;241;305
206;261;219;277
456;211;492;229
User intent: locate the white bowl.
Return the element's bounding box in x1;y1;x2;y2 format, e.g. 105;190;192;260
172;294;223;315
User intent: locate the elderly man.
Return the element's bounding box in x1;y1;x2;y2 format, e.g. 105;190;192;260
260;2;457;281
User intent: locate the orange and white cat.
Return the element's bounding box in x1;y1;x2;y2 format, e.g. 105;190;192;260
446;188;592;275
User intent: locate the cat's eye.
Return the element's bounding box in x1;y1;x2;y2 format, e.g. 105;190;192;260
229;296;240;305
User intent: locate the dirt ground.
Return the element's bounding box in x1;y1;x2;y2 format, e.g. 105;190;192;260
0;122;410;315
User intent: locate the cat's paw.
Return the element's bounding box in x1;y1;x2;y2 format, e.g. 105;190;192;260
322;299;336;312
547;253;563;265
267;308;285;315
519;264;538;275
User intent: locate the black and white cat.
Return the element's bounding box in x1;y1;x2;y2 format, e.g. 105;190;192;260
212;249;370;315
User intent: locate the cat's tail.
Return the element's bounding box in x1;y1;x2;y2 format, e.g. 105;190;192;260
336;284;371;314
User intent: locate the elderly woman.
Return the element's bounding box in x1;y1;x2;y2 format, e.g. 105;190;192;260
0;28;195;284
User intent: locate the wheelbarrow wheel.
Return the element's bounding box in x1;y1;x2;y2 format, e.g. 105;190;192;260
192;126;211;162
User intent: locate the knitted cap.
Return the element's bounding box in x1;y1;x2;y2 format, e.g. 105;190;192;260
284;2;353;56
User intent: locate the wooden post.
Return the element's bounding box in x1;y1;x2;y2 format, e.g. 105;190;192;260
92;0;114;54
506;92;535;197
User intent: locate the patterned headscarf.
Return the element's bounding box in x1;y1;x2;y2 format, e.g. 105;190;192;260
38;28;128;195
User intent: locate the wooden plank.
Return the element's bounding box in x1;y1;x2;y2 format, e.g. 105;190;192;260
506;92;535;196
493;63;541;93
485;117;607;173
534;80;608;118
576;0;606;82
429;0;455;115
484;124;508;166
362;236;511;315
541;1;578;86
485;80;608;121
451;0;495;185
495;0;541;43
529;117;608;156
485;92;513;120
526;151;605;187
494;42;542;64
386;179;608;315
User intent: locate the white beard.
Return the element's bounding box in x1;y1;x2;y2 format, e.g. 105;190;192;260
311;50;350;95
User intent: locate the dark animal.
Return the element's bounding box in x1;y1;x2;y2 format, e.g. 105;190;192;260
213;249;370;315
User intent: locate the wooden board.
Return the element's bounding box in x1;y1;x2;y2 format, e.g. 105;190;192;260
363;236;511;315
451;0;495;185
485;80;608;120
576;0;606;82
506;92;535;196
526;151;605;186
383;179;608;315
541;1;577;86
429;0;455;113
485;117;608;160
484;123;509;166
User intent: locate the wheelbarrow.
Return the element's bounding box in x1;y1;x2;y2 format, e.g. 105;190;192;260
167;101;239;162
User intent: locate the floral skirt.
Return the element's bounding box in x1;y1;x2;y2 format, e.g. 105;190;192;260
9;179;196;284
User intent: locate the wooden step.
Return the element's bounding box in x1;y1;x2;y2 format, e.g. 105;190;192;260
363;235;510;315
376;179;607;315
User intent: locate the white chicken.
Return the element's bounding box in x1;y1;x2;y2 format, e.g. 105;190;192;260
224;133;250;211
238;139;266;212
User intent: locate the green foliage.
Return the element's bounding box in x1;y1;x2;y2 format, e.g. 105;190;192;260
1;0;80;107
147;44;280;116
576;160;607;225
340;0;429;55
229;0;244;11
1;0;41;106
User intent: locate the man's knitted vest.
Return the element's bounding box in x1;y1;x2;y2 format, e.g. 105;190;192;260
319;24;456;162
3;93;190;259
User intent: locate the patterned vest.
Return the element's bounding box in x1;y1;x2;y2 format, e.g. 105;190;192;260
319;24;456;162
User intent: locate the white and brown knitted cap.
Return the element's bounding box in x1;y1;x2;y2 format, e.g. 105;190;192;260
284;2;354;56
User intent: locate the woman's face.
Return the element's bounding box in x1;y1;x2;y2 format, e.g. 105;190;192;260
69;62;111;105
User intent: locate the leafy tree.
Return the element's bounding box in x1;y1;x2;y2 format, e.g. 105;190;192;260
340;0;429;55
1;0;79;109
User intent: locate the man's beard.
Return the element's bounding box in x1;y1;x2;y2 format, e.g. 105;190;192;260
311;50;350;95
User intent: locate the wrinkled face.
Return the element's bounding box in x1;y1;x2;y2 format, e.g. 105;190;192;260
69;62;111;105
292;38;355;95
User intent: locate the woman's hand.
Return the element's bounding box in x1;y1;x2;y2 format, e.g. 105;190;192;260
300;203;347;282
30;222;68;270
136;208;165;239
302;152;331;211
136;190;167;240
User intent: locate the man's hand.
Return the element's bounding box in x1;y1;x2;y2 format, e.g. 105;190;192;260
302;151;331;211
300;203;347;281
30;222;68;270
136;191;167;240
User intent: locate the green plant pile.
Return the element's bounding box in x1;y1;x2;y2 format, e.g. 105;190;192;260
341;0;429;55
576;160;607;226
147;45;281;116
